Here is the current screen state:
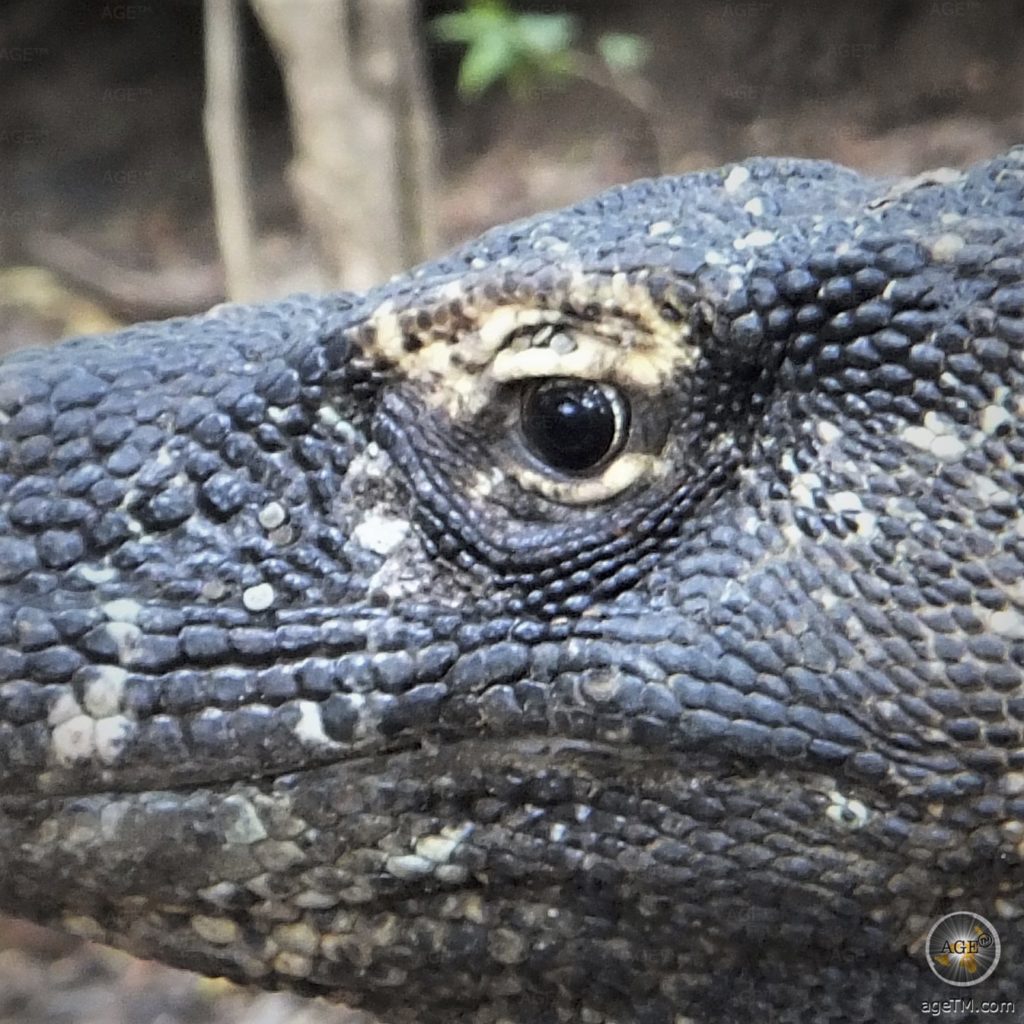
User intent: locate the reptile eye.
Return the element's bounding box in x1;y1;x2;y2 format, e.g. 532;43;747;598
521;379;630;474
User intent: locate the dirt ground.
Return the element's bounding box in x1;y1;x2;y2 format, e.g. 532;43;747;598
0;1;1022;1021
0;916;372;1024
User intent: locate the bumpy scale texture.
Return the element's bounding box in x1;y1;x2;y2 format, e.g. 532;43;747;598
2;150;1024;1024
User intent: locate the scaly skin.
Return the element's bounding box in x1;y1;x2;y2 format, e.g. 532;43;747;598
1;151;1024;1023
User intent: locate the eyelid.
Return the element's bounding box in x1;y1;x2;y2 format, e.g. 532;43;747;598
492;335;618;384
510;453;667;505
492;330;678;392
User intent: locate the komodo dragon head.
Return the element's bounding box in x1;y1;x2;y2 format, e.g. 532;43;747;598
1;151;1024;1023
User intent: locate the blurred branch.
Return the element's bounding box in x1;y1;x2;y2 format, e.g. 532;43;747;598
23;231;224;320
565;51;667;174
203;0;260;301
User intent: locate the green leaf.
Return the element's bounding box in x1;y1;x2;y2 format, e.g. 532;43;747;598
514;13;578;57
431;6;505;44
597;32;650;74
457;31;517;96
432;3;582;101
430;13;470;43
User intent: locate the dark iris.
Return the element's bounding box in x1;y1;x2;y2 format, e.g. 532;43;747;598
521;379;627;473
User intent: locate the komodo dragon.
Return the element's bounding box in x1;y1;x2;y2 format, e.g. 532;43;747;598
1;150;1023;1024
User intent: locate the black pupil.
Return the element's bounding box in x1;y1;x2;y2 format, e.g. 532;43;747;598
522;380;621;473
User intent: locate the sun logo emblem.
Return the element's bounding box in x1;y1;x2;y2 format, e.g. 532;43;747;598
926;912;1000;987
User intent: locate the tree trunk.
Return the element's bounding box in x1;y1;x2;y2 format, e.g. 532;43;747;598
203;0;259;301
250;0;438;291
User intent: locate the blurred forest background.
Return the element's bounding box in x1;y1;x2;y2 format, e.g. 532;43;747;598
0;0;1023;1021
2;0;1023;356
